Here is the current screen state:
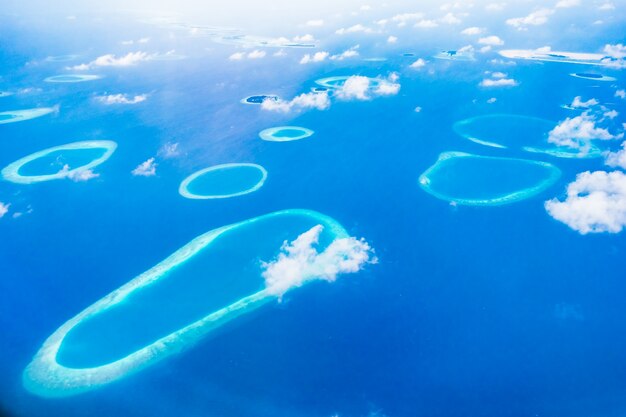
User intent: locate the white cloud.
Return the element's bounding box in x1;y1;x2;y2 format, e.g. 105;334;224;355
461;26;485;35
335;75;401;101
300;51;329;64
261;91;331;112
415;19;439;28
95;94;147;105
0;202;9;218
569;96;599;109
391;12;424;27
409;58;426;69
335;24;374;34
273;49;287;57
132;157;157;177
71;51;154;70
479;77;518;87
247;50;266;59
440;12;462;24
229;52;245;60
478;35;504;46
261;225;375;298
605;141;626;170
548;112;623;149
158;142;180;159
604;44;626;59
599;2;615;10
293;34;315;43
58;165;99;182
305;19;324;26
414;106;422;113
487;97;497;104
387;35;398;43
486;2;506;11
330;45;360;60
360;5;372;11
506;8;554;29
616;90;626;99
556;0;580;8
545;170;626;234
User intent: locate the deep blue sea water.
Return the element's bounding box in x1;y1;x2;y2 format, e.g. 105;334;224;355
1;5;626;417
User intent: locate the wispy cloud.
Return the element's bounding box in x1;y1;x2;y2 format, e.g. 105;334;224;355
131;158;157;177
95;94;147;105
261;91;331;112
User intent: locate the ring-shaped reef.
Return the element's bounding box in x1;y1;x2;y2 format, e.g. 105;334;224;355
1;140;117;184
259;126;314;142
241;94;279;105
433;50;475;61
418;151;561;206
23;209;350;397
453;114;602;159
570;72;616;81
314;75;383;90
179;163;267;199
44;74;102;83
0;107;56;125
499;49;606;66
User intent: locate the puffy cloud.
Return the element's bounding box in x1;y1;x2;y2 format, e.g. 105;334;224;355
71;51;154;70
545;170;626;234
158;142;180;159
414;106;423;113
300;51;329;64
487;97;497;104
228;52;245;60
330;45;360;60
247;50;266;59
602;44;626;68
0;202;9;218
478;35;504;46
305;19;324;26
605;141;626;170
293;34;315;43
479;77;518;87
58;165;99;182
390;12;424;27
95;94;147;105
548;112;623;149
387;35;398;43
440;12;462;24
506;8;554;29
569;96;599;109
461;26;485;35
335;24;374;35
409;58;426;68
335;75;401;100
261;91;331;112
556;0;580;8
131;158;157;177
261;225;375;298
415;19;439;28
616;90;626;99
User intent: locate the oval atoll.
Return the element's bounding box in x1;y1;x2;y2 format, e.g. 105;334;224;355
453;114;602;159
0;107;56;125
179;163;267;199
22;209;372;397
259;126;314;142
44;74;102;83
570;73;616;81
1;140;117;184
241;94;279;105
419;151;561;206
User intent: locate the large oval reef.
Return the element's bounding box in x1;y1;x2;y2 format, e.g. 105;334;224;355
0;107;56;125
179;163;267;199
44;74;101;83
315;75;382;89
499;49;606;65
2;140;117;184
23;209;374;397
418;151;561;206
259;126;314;142
241;94;279;105
453;114;602;158
570;73;616;81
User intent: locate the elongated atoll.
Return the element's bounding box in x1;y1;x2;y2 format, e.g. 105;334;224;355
22;209;362;397
314;76;382;89
1;140;117;184
499;49;606;65
453;114;602;159
44;74;102;83
418;151;561;206
570;72;616;81
0;107;56;125
179;163;267;199
259;126;314;142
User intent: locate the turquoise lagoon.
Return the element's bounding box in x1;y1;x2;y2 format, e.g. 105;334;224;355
179;163;267;199
259;126;314;142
